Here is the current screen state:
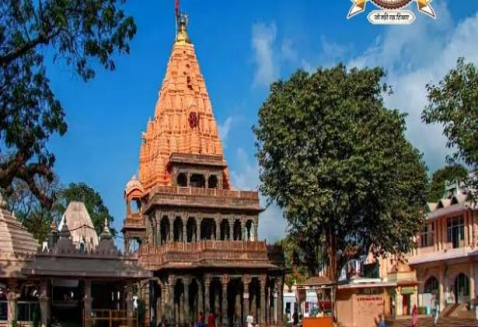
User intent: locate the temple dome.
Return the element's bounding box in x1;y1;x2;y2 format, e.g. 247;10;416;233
58;201;99;252
125;175;144;196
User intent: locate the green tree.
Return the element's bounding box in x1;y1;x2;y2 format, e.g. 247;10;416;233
7;176;60;242
428;165;468;202
0;0;136;208
254;65;428;285
275;236;308;287
423;58;478;188
55;182;116;237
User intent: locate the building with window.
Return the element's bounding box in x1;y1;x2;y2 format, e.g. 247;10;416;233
121;13;285;327
408;177;477;317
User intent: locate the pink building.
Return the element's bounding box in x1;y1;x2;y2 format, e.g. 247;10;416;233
408;179;477;317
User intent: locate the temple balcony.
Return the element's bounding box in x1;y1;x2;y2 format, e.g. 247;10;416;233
138;240;283;270
123;212;145;229
143;186;262;212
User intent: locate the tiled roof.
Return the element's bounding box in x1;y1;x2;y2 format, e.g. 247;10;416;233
0;208;38;255
298;276;333;286
0;206;38;278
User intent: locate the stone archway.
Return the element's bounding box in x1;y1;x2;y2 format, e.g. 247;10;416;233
424;276;439;298
454;273;470;304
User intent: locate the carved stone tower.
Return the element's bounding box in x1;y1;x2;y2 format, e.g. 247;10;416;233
122;14;284;327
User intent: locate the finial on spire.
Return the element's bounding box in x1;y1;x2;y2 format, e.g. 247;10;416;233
100;218;112;240
175;13;190;44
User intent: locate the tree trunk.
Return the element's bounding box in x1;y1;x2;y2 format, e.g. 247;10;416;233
326;228;338;324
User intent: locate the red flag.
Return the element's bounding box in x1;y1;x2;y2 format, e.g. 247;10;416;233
175;0;179;18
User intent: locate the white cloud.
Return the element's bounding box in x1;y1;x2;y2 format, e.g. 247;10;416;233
252;22;279;87
348;3;478;172
218;116;233;149
230;148;287;242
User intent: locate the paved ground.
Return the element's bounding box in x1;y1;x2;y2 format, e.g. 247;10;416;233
385;316;478;326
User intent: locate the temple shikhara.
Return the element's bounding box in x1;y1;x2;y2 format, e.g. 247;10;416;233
122;14;285;327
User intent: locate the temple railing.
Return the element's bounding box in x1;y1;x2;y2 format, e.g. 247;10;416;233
138;240;278;269
123;212;145;229
144;186;261;212
151;186;259;199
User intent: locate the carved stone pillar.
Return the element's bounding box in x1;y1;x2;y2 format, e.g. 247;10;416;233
259;276;266;324
7;281;19;327
228;220;234;240
204;276;211;314
184;278;191;326
84;280;93;327
215;219;220;240
243;276;251;317
276;278;283;324
168;276;176;323
198;280;204;316
254;221;258;241
182;218;188;242
197;218;203;241
169;216;174;242
222;276;229;327
39;280;49;327
157;280;163;322
126;281;135;327
243;220;248;241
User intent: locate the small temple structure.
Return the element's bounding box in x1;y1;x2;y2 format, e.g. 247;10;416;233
0;198;150;327
122;13;285;327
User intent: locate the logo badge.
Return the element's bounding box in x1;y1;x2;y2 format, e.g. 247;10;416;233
347;0;435;24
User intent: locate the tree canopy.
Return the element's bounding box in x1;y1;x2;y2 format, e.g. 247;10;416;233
0;0;136;208
254;65;429;280
428;165;468;202
423;58;478;187
8;181;115;241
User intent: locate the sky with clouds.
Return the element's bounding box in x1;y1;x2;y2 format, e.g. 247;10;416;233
45;0;478;246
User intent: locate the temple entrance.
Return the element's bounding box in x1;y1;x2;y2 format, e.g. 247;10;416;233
51;279;82;327
454;273;470;304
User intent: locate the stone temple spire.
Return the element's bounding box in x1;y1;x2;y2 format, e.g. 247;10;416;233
138;13;230;191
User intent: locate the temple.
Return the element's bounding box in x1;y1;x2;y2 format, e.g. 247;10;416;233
0;198;150;327
122;14;285;327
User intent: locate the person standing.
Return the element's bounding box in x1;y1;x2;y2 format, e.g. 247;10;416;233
207;311;217;327
433;300;440;326
411;305;418;327
246;312;254;327
197;312;205;327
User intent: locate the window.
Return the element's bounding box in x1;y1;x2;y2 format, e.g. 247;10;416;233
455;273;470;300
285;302;291;314
424;276;439;295
0;300;7;321
447;216;464;248
420;223;435;247
177;173;188;187
190;174;205;188
362;262;379;278
17;301;40;322
208;175;218;189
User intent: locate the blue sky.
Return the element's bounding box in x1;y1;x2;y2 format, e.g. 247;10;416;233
46;0;478;245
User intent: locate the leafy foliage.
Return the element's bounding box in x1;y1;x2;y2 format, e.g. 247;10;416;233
423;58;478;187
275;237;308;287
7;176;60;242
254;65;429;280
428;165;468;202
0;0;136;208
8;180;115;241
55;182;116;237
